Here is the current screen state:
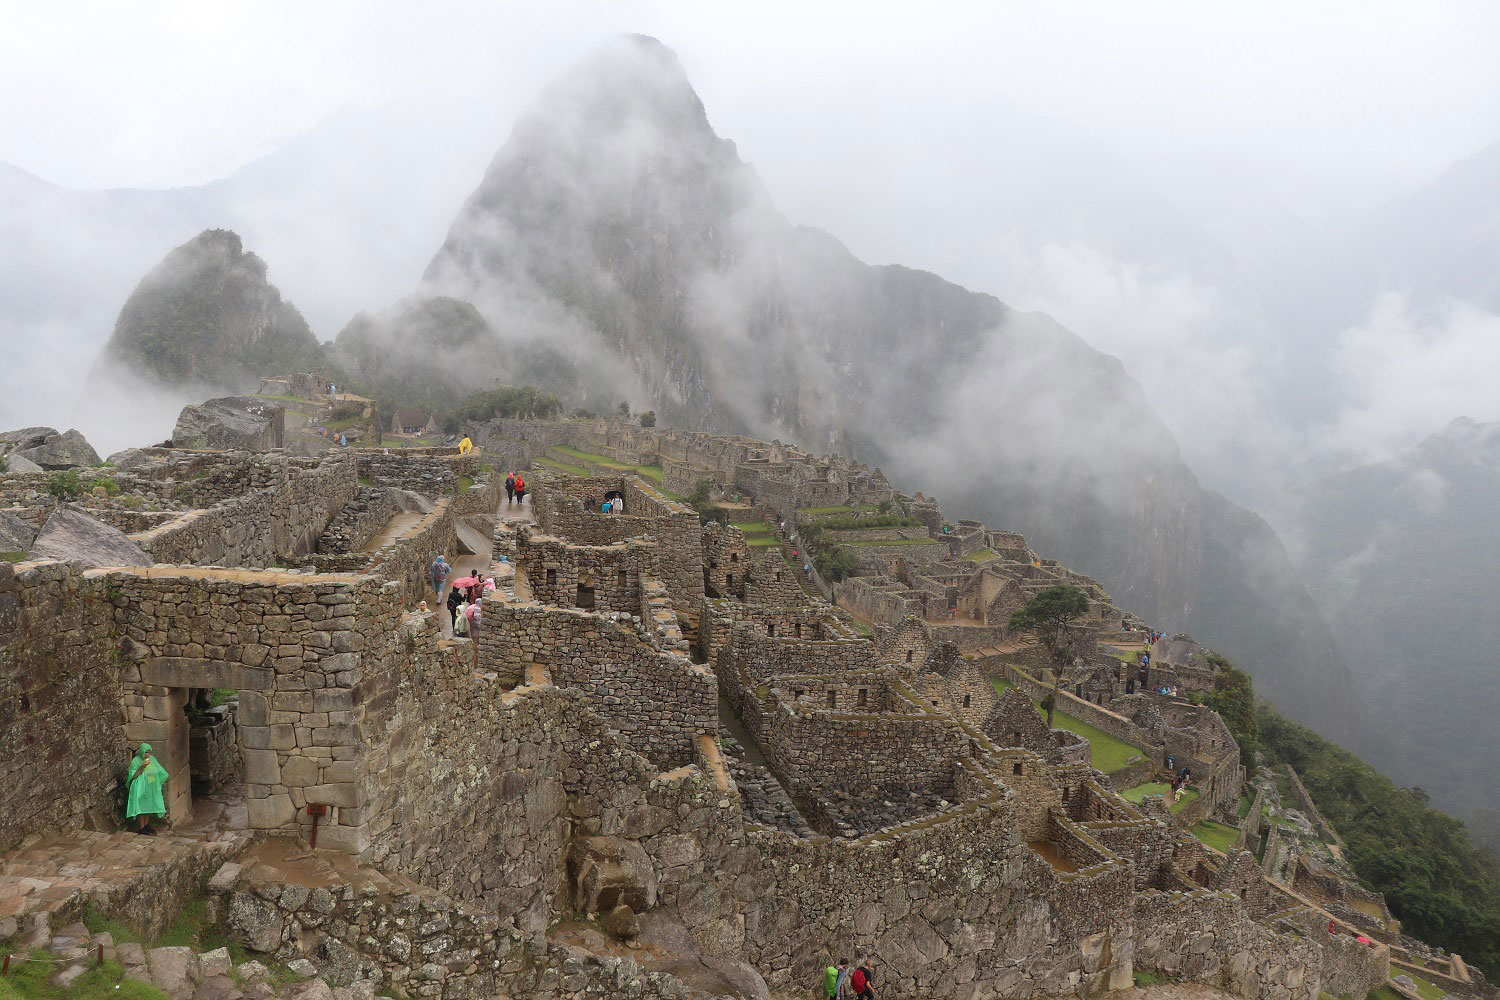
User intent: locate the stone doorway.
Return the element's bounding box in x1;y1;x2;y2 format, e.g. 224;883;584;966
132;658;275;832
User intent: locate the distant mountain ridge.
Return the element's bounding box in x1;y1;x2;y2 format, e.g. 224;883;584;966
97;228;322;390
420;34;1364;741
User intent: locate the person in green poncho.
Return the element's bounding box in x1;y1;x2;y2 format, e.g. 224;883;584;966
125;743;169;833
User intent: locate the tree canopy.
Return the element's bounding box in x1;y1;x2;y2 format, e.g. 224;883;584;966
1007;584;1090;658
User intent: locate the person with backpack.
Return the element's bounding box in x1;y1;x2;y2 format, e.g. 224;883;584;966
823;959;848;1000
454;598;471;637
851;959;874;1000
505;472;516;505
514;474;526;506
429;554;450;602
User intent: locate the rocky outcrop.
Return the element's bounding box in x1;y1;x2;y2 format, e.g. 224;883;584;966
0;510;38;554
96;228;323;390
0;426;101;469
29;504;152;567
4;451;42;474
173;396;286;451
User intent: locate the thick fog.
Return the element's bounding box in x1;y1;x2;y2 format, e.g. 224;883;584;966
0;1;1496;473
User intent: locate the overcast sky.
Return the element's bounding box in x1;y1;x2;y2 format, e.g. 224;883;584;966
6;1;1498;198
4;1;1500;485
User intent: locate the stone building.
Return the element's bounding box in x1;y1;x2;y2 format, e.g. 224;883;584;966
0;424;1436;1000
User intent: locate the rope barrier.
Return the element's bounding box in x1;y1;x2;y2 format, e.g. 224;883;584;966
0;943;106;974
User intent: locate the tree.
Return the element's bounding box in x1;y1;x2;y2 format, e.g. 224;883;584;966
1007;584;1090;726
1204;652;1259;770
639;410;656;427
618;402;630;417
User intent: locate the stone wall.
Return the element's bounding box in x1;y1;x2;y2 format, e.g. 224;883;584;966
364;500;458;610
107;567;371;839
355;451;485;496
512;527;653;615
316;488;398;555
132;452;358;567
744;675;967;813
0;560;124;852
716;623;877;683
189;710;242;791
474;602;715;769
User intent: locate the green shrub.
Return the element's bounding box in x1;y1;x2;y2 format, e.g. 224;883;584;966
44;468;85;500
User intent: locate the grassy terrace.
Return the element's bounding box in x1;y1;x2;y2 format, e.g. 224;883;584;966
535;457;591;477
988;676;1145;773
840;537;940;547
551;445;663;483
963;547;998;562
746;537;781;547
731;521;772;534
1121;781;1200;815
796;504;883;516
1191;819;1240;852
1391;969;1448;1000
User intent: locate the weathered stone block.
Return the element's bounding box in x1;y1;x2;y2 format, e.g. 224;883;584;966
246;793;296;829
242;750;280;785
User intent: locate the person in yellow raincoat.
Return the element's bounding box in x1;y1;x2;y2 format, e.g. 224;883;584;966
458;435;473;454
126;743;169;833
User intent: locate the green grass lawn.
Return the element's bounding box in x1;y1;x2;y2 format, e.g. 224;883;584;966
550;446;663;483
1238;793;1254;819
1122;782;1200;815
963;548;998;562
1392;969;1448;1000
731;521;772;534
985;676;1143;773
841;538;940;547
746;537;781;548
535;457;591;477
1192;820;1241;853
796;505;856;515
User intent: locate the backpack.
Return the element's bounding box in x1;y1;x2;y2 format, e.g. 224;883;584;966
851;969;867;994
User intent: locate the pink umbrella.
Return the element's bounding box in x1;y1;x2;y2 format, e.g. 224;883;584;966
451;576;479;589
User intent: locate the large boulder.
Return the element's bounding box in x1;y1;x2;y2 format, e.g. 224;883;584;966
3;452;43;475
28;504;152;567
105;448;157;472
1;427;100;469
569;835;658;914
173;396;286;451
0;510;39;555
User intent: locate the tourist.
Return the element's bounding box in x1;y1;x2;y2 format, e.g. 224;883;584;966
465;600;483;665
834;959;852;1000
447;585;465;631
126;743;169;834
430;554;450;601
453;599;471;636
851;959;874;1000
459;435;473;455
823;960;843;1000
505;472;516;505
514;475;526;505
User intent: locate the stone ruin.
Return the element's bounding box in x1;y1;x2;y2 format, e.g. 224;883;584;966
0;422;1478;1000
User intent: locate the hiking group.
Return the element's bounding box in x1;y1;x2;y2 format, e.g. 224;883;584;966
504;471;527;506
823;958;876;1000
